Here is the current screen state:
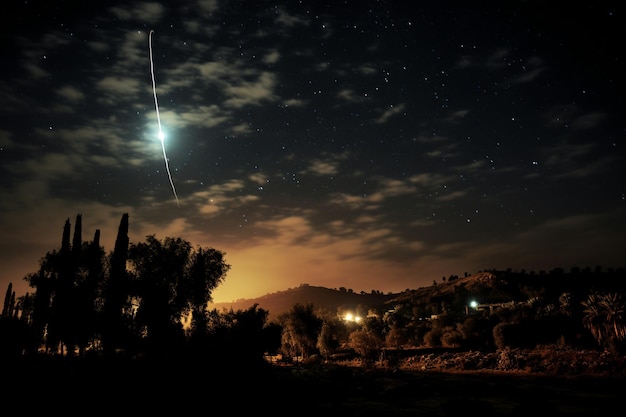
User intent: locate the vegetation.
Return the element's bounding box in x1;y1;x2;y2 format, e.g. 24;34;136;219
2;214;626;363
0;213;265;361
1;214;626;414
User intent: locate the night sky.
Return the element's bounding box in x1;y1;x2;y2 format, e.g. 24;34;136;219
1;1;625;303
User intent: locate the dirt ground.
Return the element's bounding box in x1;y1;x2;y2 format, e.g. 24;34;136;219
5;349;624;416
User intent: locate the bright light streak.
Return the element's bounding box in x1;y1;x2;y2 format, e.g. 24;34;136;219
149;30;179;207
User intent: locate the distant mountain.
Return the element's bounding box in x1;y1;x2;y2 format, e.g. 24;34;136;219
208;284;399;321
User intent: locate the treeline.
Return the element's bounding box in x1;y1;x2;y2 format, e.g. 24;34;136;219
0;213;279;362
275;271;626;365
1;214;625;366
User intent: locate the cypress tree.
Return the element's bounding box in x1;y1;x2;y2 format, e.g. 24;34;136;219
46;218;73;353
2;282;13;318
61;218;71;255
102;213;130;354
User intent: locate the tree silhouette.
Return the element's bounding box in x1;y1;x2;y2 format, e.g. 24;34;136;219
186;247;231;340
19;213;234;358
7;225;626;386
582;292;626;354
19;215;105;355
45;217;74;354
349;327;383;361
224;304;270;362
2;282;14;318
101;213;131;354
24;268;53;353
129;235;191;354
128;235;230;356
0;282;30;356
278;302;322;362
317;319;341;359
72;229;105;353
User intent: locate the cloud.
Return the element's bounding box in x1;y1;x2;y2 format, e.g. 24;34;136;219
96;76;141;100
444;109;470;123
408;172;452;187
23;62;49;79
248;173;270;186
571;112;607;130
223;72;278;108
263;50;281;64
436;190;468;201
542;140;594;168
197;0;219;15
176;105;230;128
510;67;544;84
304;159;339;176
110;2;165;23
336;88;369;104
374;104;406;124
189;179;261;217
275;8;309;27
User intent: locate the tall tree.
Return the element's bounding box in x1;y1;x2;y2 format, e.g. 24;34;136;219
16;293;34;322
72;228;105;354
24;216;94;354
24;268;53;353
46;217;75;354
317;319;341;359
129;236;230;355
185;247;230;338
129;235;192;354
278;303;322;362
101;213;131;354
2;282;13;318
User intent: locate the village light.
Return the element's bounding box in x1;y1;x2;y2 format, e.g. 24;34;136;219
470;300;478;309
344;312;362;322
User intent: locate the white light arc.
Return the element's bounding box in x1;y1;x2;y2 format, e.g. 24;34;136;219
149;30;179;207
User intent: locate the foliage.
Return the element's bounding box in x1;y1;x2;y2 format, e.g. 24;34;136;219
317;320;340;358
192;304;274;363
582;292;626;354
348;328;383;360
5;214;231;359
278;302;323;361
3;220;626;374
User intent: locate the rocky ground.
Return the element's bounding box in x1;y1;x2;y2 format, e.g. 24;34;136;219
395;347;626;377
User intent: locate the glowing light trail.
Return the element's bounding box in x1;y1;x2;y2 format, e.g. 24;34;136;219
149;30;179;207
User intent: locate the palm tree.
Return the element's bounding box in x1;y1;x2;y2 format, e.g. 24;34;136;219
582;292;626;353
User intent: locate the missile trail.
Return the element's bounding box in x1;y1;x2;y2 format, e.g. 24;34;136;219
149;30;179;207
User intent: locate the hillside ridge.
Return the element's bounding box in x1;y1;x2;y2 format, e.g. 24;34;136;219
209;283;399;320
208;272;501;319
207;267;626;319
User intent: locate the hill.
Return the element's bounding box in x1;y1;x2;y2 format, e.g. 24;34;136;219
389;271;497;298
208;283;398;320
208;267;626;321
207;272;504;320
